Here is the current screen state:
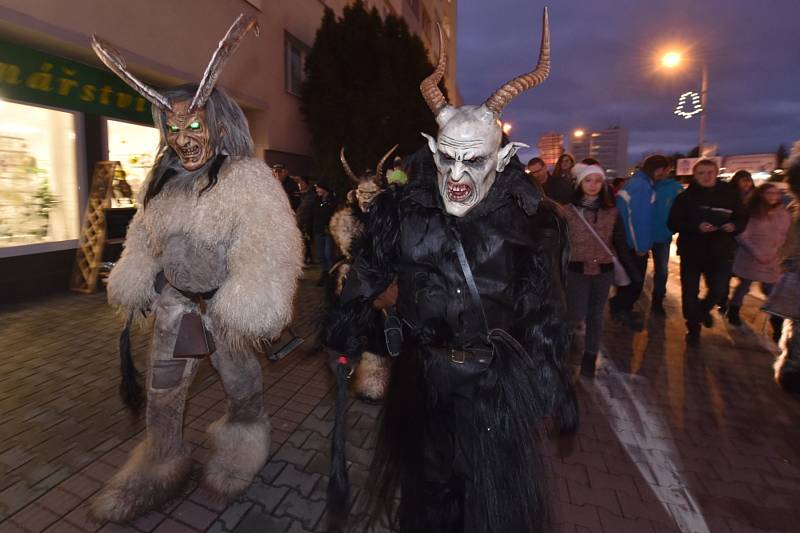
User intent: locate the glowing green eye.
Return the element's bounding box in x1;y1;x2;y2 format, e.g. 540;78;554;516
188;121;201;130
168;124;179;133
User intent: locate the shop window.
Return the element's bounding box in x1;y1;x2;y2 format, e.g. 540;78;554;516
106;118;160;207
0;99;78;248
285;33;309;97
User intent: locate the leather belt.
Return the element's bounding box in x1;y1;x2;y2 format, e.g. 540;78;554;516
430;345;493;365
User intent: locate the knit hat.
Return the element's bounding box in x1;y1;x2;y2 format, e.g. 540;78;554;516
572;163;605;185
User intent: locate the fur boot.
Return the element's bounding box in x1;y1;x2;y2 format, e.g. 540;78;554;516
91;439;192;523
353;351;392;403
203;414;271;497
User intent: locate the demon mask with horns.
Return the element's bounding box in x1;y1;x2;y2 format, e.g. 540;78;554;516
340;145;398;212
420;13;550;217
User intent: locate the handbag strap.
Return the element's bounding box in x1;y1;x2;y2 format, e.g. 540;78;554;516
571;205;617;258
451;229;490;340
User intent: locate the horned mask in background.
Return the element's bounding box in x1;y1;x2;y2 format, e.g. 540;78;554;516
420;8;551;217
340;144;398;212
91;14;259;171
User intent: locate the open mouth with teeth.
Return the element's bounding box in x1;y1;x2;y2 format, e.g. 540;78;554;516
447;179;474;203
179;144;202;161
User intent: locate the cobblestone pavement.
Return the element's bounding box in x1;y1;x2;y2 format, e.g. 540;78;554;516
1;262;799;533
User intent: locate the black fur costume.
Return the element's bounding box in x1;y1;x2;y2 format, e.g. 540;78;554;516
324;148;578;532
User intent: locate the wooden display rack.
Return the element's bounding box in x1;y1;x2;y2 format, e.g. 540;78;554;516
70;161;124;294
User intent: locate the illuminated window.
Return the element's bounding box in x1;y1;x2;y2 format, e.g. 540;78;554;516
0;99;78;248
106;118;160;207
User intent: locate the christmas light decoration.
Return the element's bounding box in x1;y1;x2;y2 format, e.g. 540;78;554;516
674;91;703;119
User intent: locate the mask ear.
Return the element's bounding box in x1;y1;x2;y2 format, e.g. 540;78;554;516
421;132;437;155
496;141;529;172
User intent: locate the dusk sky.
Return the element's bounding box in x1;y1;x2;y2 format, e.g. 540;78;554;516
457;0;800;166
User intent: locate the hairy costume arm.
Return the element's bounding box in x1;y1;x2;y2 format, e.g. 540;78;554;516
207;159;304;342
323;189;399;361
515;205;577;431
107;205;160;313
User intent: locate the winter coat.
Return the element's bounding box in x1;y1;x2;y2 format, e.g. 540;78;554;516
311;194;337;236
295;188;316;234
667;180;749;261
733;207;791;282
563;203;622;275
652;178;683;244
616;169;656;253
107;156;304;343
543;172;574;204
781;201;800;273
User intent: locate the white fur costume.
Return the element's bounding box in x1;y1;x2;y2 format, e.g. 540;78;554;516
93;157;303;522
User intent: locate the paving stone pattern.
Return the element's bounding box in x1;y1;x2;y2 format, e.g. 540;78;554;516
1;264;799;532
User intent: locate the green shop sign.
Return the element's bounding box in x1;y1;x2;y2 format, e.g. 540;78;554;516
0;40;153;124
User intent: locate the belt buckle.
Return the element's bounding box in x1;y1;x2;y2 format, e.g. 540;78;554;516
449;348;466;364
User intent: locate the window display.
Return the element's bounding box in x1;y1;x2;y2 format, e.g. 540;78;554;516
106;118;160;206
0;99;79;248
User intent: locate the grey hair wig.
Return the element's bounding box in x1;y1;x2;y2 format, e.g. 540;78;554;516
144;84;254;206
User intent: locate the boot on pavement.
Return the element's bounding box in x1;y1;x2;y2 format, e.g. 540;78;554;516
686;322;701;345
651;294;666;316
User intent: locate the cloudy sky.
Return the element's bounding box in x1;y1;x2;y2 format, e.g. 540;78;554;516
457;0;800;166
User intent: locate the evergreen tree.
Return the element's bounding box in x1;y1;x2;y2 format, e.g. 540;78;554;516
301;1;446;194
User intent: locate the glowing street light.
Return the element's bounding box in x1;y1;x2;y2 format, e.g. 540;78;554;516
502;122;513;134
661;51;682;69
573;129;585;138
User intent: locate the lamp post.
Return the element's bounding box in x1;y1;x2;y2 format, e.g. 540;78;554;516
661;51;709;155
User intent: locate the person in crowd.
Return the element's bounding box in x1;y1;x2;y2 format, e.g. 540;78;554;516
726;183;790;340
772;156;800;392
562;163;631;378
527;156;549;188
730;170;755;205
610;154;672;329
386;155;409;186
668;159;748;344
581;157;601;166
312;179;338;285
273;163;301;210
650;167;684;314
530;154;573;204
294;175;316;265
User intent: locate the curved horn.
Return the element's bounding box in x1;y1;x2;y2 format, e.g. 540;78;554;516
375;144;399;182
339;148;359;183
189;13;260;112
483;7;550;116
91;36;173;111
419;23;448;115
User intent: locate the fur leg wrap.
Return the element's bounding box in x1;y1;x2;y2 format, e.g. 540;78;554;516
775;319;800;393
203;414;271;498
354;351;392;402
90;439;192;523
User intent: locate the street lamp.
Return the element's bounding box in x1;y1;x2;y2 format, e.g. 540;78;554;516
660;49;709;155
502;122;513;134
573;129;585;138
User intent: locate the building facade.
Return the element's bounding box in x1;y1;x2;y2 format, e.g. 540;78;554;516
537;132;564;167
0;0;458;300
568;126;629;179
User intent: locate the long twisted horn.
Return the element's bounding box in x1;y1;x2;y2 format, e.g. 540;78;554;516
189;14;259;112
483;7;550;115
375;144;399;183
419;24;448;115
339;148;360;183
91;36;173;112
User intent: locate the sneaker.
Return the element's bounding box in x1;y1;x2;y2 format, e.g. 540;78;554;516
701;313;714;328
726;305;742;327
686;322;701;345
580;352;597;378
612;309;645;331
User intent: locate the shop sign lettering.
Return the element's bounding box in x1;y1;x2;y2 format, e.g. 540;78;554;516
0;40;153;124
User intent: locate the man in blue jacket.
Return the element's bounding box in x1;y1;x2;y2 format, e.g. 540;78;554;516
610;155;672;328
651;172;684;314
